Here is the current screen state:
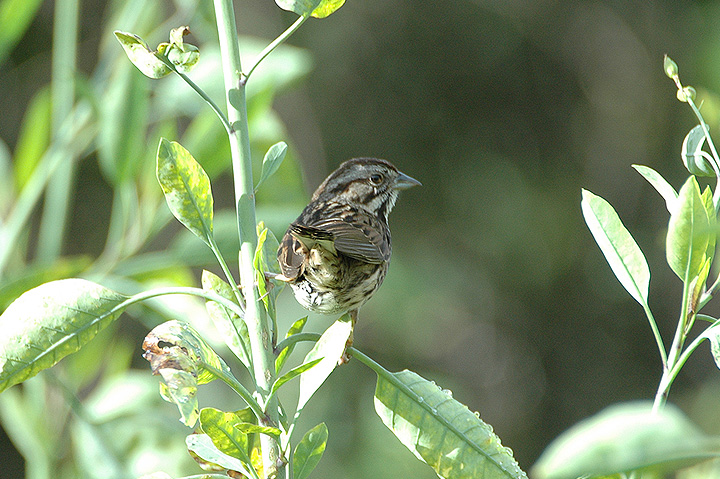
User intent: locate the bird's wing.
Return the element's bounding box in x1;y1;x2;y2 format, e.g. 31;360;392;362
293;215;389;264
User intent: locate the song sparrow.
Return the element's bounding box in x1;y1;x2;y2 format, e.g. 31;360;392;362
276;158;420;358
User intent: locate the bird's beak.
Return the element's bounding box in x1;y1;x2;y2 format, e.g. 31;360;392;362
394;171;422;190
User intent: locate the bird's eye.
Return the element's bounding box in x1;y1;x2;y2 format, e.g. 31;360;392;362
369;174;383;185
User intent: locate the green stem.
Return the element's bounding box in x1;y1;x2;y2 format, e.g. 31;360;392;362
642;302;667;368
212;1;280;477
158;53;233;135
687;99;720;210
243;14;309;85
37;0;79;262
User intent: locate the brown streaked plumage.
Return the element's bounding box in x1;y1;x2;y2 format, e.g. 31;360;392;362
276;158;420;360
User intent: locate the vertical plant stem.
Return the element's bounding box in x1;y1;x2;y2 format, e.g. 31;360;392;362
37;0;79;262
212;1;281;477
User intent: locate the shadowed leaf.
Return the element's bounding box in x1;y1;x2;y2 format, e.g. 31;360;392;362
293;423;328;479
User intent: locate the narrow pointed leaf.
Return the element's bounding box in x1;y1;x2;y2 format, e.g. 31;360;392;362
666;177;711;280
0;0;44;64
374;369;527;479
270;357;323;399
255;142;288;192
297;315;353;413
0;279;126;393
531;402;719;479
581;189;650;306
114;31;171;78
632;165;678;213
293;423;329;479
157;138;214;245
276;316;308;373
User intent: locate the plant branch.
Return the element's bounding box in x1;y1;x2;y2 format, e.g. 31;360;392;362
242;14;309;85
212;0;280;476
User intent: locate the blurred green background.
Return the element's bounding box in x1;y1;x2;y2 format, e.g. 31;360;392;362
2;0;720;477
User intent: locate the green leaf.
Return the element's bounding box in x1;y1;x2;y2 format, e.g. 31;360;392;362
113;31;172;78
293;423;329;479
158;26;200;74
531;402;719;479
256;141;288;192
681;125;716;177
275;0;345;18
297;315;353;413
235;422;282;440
13;86;51;191
202;270;251;370
156;138;214;245
276;316;308;373
374;369;528;479
666;177;712;281
0;0;44;64
199;408;254;465
186;433;257;479
310;0;345;18
270;357;323;400
143;320;233;426
632;164;678;213
0;279;127;393
581;189;650;306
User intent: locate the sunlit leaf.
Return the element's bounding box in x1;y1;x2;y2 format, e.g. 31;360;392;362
157;138;214;245
114;31;171;78
276;316;308;373
275;0;344;18
0;279;126;393
270;357;323;400
531;402;718;479
143;320;233;427
310;0;345;18
632;164;677;213
682;125;716;177
256;142;288;192
186;433;257;479
202;270;251;370
581;189;650;306
235;422;282;440
297;315;353;413
293;423;328;479
199;408;253;464
666;177;711;281
375;369;528;479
